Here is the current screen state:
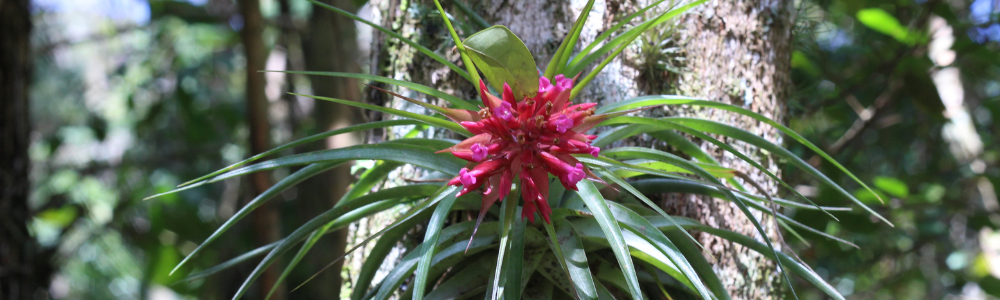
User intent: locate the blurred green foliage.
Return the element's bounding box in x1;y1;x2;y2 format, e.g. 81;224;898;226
787;0;999;298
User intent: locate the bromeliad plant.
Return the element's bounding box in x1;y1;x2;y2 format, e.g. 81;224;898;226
150;0;892;299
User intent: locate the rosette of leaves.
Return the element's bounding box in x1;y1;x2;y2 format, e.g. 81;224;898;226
148;0;891;299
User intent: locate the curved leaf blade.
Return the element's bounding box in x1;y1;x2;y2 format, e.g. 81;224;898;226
575;180;645;300
596;95;889;211
463;25;539;99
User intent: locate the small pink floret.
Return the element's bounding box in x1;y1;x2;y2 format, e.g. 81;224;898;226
553;114;574;133
590;146;600;158
495;102;514;121
566;163;586;184
459;168;477;186
554;74;573;90
471;143;489;161
538;76;554;94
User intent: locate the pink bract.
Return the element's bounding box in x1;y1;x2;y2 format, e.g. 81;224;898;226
439;75;603;223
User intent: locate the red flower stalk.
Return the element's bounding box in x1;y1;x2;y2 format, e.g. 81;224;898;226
438;75;605;224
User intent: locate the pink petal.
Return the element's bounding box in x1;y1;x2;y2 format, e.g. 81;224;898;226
459;168;477;187
553;114;574;133
471;143;489;161
554;74;573;91
495;102;515;121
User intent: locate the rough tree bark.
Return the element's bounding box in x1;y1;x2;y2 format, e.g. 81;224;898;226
665;1;794;298
296;0;362;298
238;0;286;298
0;0;53;299
370;0;792;298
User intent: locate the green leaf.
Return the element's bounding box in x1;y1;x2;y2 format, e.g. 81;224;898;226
265;71;477;110
651;217;846;300
874;176;909;198
489;192;519;300
412;189;463;300
613;159;735;179
352;205;437;300
373;222;501;300
601;119;841;223
430;0;481;86
424;253;496;300
232;197;406;300
567;0;672;72
292;93;472;136
235;142;461;177
575;180;645;300
656;117;891;225
165;119;416;190
568;0;706;97
306;0;472;81
663;230;729;300
267;163;413;300
504;215;528;300
555;219;598;300
856;8;925;46
593;168;709;260
602;202;713;299
449;0;490;29
171;162;341;276
463;25;539;99
175;241;277;283
545;0;596;78
629;178;859;248
600;92;889;215
627;179;853;212
338;161;403;207
534;252;577;297
593;142;799;299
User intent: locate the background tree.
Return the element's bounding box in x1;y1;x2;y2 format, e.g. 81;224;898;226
1;0;52;298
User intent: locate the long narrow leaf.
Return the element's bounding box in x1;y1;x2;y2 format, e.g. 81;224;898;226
569;0;706;97
431;0;481;85
596;145;800;299
292;93;472;136
412;190;463;300
602;124;840;223
575;180;645;300
266;71;477;110
603;202;713;299
209;143;465;183
266;177;435;300
567;0;673;70
170;120;416;189
171;162;341;275
232;198;404;300
596;95;888;209
649;217;845;300
555;219;598;300
306;0;472;81
666;117;888;226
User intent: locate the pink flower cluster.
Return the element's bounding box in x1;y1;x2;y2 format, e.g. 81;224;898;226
439;76;603;223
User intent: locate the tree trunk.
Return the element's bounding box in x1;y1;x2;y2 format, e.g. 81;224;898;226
371;0;792;298
296;0;362;298
666;1;794;298
238;0;286;298
1;0;52;299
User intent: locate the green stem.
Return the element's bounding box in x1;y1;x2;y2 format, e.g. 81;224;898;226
433;0;481;86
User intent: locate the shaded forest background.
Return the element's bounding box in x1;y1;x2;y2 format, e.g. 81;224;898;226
3;0;1000;299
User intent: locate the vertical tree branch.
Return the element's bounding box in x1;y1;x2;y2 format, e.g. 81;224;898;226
296;0;362;297
238;0;285;298
1;0;52;299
